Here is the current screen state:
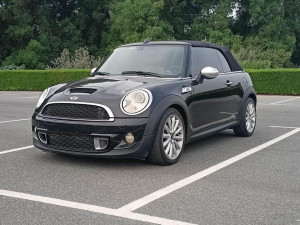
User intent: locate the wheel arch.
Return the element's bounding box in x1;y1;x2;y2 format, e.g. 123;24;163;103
169;103;188;136
248;93;257;105
144;95;191;137
237;86;257;120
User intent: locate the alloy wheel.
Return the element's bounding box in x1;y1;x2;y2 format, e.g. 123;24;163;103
162;115;184;159
246;102;256;133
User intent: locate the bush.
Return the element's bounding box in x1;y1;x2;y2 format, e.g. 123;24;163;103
0;64;25;70
240;60;272;69
0;69;299;95
51;48;103;69
233;47;292;68
247;69;300;95
0;69;89;91
2;40;45;70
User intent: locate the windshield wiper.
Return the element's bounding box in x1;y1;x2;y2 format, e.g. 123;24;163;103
121;71;161;77
94;71;110;76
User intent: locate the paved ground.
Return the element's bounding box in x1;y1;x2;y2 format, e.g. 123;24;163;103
0;91;299;225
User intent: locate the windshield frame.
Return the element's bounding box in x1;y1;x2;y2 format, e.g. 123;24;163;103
93;44;188;78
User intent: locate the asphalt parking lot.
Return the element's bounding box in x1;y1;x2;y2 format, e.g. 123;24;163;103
0;92;299;225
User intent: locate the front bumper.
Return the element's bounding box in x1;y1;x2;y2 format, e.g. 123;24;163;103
32;115;154;158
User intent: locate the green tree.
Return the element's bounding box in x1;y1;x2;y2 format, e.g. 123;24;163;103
0;0;111;68
102;0;174;54
75;0;111;56
284;0;300;66
230;0;296;66
191;0;242;49
1;0;300;68
2;40;45;69
0;0;35;65
161;0;202;40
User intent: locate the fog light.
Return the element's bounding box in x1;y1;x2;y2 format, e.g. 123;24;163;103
125;133;135;144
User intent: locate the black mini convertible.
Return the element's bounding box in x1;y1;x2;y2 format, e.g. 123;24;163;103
32;40;257;165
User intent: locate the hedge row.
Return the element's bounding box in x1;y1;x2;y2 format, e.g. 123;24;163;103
246;69;300;95
0;69;89;91
0;69;299;95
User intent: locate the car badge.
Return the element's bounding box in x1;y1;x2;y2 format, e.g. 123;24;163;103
70;96;79;100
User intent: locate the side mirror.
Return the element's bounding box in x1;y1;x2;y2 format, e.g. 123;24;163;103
201;67;219;79
90;67;97;76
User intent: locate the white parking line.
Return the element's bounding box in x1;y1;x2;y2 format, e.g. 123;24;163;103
0;146;34;155
258;103;286;106
0;94;20;96
120;128;300;212
0;118;31;124
0;94;36;97
18;96;39;99
270;125;300;129
0;189;195;225
270;97;300;105
0;92;41;96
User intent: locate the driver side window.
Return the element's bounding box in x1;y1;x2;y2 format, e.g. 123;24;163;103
191;47;223;76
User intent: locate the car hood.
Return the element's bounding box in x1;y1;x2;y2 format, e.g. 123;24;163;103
42;75;182;118
65;75;171;90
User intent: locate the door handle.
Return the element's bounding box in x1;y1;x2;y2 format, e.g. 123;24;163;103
225;80;233;86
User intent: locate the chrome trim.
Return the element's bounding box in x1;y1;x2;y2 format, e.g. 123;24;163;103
70;96;79;100
94;137;109;151
38;132;48;144
219;71;244;75
120;89;153;116
123;75;181;79
39;101;115;122
201;67;219;79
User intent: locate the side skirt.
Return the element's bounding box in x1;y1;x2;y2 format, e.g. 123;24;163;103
186;121;238;143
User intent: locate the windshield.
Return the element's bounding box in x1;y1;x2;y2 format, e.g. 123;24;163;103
97;45;186;77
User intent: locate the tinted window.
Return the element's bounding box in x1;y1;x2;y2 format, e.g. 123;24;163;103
217;50;231;72
191;47;223;76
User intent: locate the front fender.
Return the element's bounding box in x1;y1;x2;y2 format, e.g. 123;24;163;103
144;95;191;137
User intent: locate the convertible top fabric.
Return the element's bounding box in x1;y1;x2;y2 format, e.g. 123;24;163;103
182;40;242;71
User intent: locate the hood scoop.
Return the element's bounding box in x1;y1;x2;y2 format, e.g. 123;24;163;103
66;88;97;95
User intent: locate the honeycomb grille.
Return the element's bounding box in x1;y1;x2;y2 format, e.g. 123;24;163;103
47;133;95;152
42;103;110;120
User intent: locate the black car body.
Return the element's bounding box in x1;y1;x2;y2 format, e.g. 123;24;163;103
32;41;257;165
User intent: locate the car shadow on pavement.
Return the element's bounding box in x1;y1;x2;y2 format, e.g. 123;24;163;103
184;130;236;153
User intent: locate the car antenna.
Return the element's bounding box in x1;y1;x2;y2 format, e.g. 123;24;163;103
143;38;150;44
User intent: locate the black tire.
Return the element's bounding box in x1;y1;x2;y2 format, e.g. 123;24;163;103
234;98;256;137
147;108;185;165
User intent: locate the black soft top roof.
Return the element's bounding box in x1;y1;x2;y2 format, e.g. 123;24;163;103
182;41;242;71
121;40;242;71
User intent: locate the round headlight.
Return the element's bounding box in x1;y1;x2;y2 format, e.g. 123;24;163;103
121;89;152;115
36;88;50;108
